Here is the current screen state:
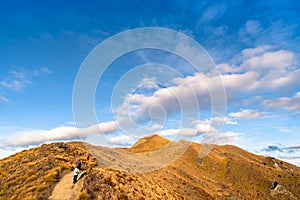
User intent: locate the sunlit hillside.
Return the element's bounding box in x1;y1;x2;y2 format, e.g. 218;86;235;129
0;135;299;200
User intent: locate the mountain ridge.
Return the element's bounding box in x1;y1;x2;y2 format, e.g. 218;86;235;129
0;136;299;199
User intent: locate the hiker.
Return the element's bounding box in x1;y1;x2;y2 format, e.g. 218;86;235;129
75;159;82;170
73;167;80;184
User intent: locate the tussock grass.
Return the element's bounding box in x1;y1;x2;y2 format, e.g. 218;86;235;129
78;189;90;200
36;184;47;192
24;196;35;200
0;168;6;176
0;142;97;200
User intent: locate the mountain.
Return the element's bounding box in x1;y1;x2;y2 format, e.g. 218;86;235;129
0;135;299;200
130;134;171;152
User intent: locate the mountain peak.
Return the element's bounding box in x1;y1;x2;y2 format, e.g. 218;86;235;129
131;134;171;152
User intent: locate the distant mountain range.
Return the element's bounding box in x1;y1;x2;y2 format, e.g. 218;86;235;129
0;135;299;199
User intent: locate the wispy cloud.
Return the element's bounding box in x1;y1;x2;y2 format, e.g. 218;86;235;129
0;67;52;103
278;156;300;160
245;20;262;36
263;92;300;112
0;67;52;91
198;4;227;24
0;96;9;103
239;20;264;44
0;78;30;91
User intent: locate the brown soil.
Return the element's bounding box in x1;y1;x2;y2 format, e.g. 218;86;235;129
49;171;86;200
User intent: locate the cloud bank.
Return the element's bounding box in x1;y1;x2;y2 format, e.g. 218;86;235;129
1;121;117;149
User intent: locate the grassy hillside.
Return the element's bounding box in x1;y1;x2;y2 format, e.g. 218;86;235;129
83;135;300;199
148;141;300;199
0;142;97;200
0;135;299;200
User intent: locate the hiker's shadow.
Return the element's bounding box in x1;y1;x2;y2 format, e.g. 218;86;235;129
76;171;87;183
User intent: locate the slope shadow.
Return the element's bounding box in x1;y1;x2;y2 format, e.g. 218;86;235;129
75;171;87;184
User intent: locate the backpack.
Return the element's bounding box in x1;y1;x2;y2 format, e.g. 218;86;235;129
76;160;82;169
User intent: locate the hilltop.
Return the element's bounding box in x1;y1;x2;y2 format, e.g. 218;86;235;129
0;135;299;199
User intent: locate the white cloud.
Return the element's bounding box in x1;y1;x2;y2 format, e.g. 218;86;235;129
196;124;212;133
217;45;298;91
220;71;260;91
147;123;164;131
264;69;300;89
229;109;262;119
0;121;118;148
241;49;296;71
216;63;237;74
112;47;297;133
241;45;272;58
225;120;238;125
65;121;76;125
80;121;118;135
263;92;300;112
5;44;298;149
211;116;237;125
115;73;214;124
157;116;237;139
106;134;134;146
217;132;240;145
158;127;205;137
157;129;180;137
137;77;159;90
156;122;213;138
194;115;237;127
158;128;240;145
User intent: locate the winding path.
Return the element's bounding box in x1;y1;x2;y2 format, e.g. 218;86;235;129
49;171;86;200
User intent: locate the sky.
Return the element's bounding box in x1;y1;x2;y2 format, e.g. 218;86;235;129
0;0;300;166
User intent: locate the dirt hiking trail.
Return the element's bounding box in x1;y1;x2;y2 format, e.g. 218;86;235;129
49;171;86;200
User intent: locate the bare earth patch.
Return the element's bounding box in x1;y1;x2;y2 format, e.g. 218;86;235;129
49;171;86;200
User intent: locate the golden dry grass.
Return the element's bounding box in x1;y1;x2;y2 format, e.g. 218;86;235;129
78;189;91;200
0;142;97;200
82;135;300;200
129;134;171;152
1;135;299;200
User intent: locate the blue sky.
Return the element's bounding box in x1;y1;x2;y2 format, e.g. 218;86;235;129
0;0;300;166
